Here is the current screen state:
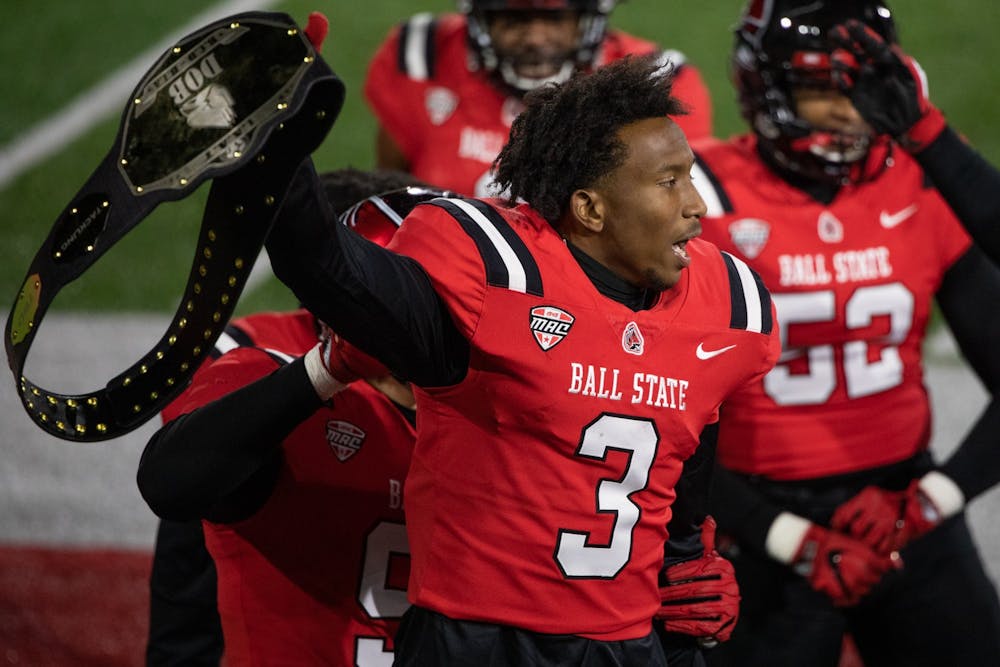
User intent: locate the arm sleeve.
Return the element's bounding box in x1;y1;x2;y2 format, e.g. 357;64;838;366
663;423;717;566
264;158;469;387
934;245;1000;500
915;127;1000;263
709;462;784;556
137;354;322;523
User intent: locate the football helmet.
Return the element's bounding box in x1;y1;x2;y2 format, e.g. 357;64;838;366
339;186;455;247
457;0;617;93
732;0;896;183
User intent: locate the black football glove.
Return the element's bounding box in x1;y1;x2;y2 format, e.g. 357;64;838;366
829;19;945;152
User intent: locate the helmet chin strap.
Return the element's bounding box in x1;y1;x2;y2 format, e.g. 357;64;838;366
498;59;576;92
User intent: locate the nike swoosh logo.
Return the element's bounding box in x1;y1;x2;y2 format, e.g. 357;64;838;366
696;343;737;360
879;204;918;229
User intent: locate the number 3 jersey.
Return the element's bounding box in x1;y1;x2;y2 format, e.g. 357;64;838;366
163;310;416;666
692;135;972;481
388;199;779;640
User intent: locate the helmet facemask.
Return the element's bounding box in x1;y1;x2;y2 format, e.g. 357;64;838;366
460;0;616;94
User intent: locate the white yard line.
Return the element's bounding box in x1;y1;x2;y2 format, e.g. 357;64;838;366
0;0;282;189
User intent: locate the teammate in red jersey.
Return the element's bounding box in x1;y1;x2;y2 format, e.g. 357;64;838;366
687;2;1000;665
138;173;444;666
266;54;778;665
364;0;713;196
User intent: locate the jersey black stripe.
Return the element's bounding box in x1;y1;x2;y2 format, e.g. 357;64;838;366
694;154;734;213
722;252;749;331
721;252;773;335
430;199;544;296
751;268;773;335
463;199;543;296
423;18;437;79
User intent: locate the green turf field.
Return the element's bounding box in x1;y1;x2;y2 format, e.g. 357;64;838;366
2;0;997;316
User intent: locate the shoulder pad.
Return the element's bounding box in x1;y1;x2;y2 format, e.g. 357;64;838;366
721;252;773;335
692;153;734;218
396;13;438;81
429;198;544;296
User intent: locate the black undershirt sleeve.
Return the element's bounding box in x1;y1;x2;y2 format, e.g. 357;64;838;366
916;127;1000;263
707;462;783;557
265;158;469;388
934;245;1000;501
663;423;718;566
137;356;321;524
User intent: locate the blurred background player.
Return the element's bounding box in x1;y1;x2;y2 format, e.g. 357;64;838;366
143;168;428;666
686;2;1000;665
364;0;713;196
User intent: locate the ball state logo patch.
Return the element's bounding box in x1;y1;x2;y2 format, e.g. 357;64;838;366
529;306;574;351
326;420;366;462
622;321;645;355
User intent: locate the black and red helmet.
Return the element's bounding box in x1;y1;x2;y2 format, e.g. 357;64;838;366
457;0;618;93
339;186;455;247
732;0;896;184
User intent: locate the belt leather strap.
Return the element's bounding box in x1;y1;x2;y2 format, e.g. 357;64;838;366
5;12;344;441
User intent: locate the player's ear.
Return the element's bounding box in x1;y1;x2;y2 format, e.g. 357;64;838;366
570;188;604;233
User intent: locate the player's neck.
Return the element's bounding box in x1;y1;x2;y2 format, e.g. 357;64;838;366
566;241;657;312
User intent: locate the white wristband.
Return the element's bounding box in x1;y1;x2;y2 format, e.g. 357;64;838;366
304;343;347;400
765;512;813;564
918;471;965;520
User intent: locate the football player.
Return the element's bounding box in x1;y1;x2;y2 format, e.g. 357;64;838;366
266;54;779;666
140;170;438;666
687;2;1000;666
364;0;713;196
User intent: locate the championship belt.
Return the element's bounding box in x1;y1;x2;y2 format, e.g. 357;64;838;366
5;12;344;441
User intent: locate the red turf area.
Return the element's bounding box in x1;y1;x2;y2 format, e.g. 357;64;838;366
0;544;151;666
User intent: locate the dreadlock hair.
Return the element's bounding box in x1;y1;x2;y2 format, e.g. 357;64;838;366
492;54;686;223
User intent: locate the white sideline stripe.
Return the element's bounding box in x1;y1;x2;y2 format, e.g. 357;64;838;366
0;0;281;189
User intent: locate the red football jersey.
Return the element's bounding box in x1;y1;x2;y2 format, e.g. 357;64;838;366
163;310;416;666
692;135;972;480
364;13;713;196
387;198;779;639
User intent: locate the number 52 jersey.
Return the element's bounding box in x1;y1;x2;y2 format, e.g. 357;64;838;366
388;198;780;640
692;135;972;481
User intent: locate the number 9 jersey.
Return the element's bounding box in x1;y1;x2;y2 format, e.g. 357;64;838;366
691;135;972;481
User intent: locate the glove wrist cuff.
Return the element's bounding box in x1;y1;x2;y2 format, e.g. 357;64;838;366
901;106;946;153
918;471;964;520
765;512;812;564
305;343;347;400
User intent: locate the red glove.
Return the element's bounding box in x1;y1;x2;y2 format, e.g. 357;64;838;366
829;19;945;151
656;517;740;643
832;481;944;555
303;12;328;52
792;523;898;607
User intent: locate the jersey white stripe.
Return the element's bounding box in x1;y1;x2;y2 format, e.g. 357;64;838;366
262;347;296;364
368;195;404;227
447;198;528;293
691;161;725;218
404;13;433;81
726;252;764;333
213;332;239;356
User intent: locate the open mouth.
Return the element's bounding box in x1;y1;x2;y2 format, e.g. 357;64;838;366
672;237;694;265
